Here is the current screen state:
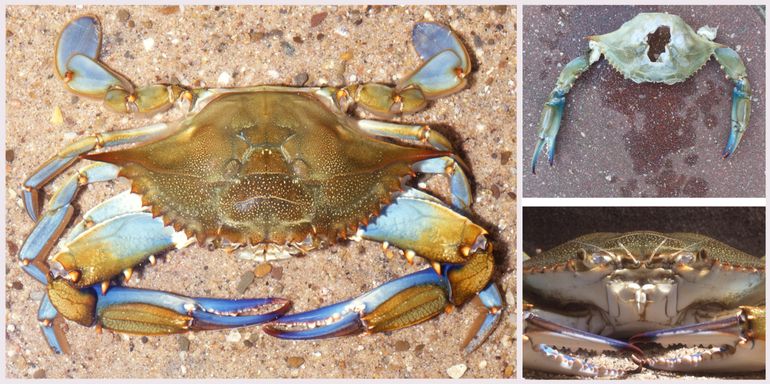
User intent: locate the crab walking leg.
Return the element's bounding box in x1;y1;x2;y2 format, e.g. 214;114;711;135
265;188;502;352
56;16;189;114
714;47;751;158
631;306;765;372
524;311;644;378
358;120;472;210
19;163;120;284
531;53;593;173
22;122;172;221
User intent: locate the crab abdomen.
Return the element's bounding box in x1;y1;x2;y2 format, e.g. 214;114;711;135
86;91;444;244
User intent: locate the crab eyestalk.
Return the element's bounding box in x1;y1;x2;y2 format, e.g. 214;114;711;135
531;53;593;173
713;47;751;158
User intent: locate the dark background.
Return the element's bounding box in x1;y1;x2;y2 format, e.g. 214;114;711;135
524;206;765;257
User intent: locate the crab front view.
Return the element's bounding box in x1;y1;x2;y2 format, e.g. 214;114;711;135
523;231;765;378
18;14;503;355
530;13;752;173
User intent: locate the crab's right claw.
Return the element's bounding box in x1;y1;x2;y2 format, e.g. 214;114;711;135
714;47;751;158
524;312;643;378
531;54;592;174
631;306;765;372
47;278;290;335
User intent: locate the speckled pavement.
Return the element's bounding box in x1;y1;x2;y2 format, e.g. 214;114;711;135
5;5;515;379
523;5;765;197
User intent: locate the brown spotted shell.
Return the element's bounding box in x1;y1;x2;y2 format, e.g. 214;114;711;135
87;91;445;245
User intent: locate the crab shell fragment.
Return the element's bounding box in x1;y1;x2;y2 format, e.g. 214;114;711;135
530;12;752;173
524;231;765;377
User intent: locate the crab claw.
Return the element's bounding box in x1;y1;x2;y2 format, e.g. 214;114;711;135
722;78;751;158
264;268;449;339
524;311;644;378
630;306;765;372
47;278;290;335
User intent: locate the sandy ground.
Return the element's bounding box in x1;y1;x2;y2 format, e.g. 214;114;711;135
523;207;765;379
522;5;766;197
4;5;516;379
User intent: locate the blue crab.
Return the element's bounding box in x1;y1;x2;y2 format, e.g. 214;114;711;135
18;15;502;354
523;231;765;378
530;13;752;173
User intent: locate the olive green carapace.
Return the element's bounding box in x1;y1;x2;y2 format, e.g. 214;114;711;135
87;91;445;245
524;231;764;270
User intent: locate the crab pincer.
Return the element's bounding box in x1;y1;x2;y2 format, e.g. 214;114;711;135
524;311;644;378
630;306;766;372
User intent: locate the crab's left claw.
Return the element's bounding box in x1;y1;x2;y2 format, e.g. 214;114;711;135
631;306;765;372
264;266;502;353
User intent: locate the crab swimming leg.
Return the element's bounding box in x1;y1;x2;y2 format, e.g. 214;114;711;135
35;192;289;353
265;188;502;353
713;47;751;158
524;311;644;378
531;52;594;173
357;119;472;211
340;22;470;116
631;306;765;372
56;15;189;115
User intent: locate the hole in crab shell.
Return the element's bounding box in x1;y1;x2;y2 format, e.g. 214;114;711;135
646;26;671;62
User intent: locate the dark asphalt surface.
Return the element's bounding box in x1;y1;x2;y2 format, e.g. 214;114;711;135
523;5;765;197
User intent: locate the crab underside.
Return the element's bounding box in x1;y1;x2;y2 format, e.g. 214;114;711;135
523;231;765;378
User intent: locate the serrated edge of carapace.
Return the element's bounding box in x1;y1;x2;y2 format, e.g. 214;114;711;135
122;166;417;250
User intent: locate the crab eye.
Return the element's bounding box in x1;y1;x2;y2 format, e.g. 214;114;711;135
575;250;613;270
674;251;696;265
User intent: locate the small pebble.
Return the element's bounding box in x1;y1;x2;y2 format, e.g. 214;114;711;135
503;364;513;377
254;263;272;278
310;12;328;28
217;71;232;86
493;5;508;15
158;5;180;15
281;41;296;56
226;329;242;343
11;281;23;290
177;335;190;351
267;70;280;79
7;324;16;333
287;356;305;368
236;271;255;293
478;360;488;369
141;336;148;344
293;72;309;86
270;266;284;280
32;369;46;379
50;106;63;125
446;363;467;379
117;9;131;23
143;37;155;51
500;151;512;165
5;149;14;162
394;340;410;352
